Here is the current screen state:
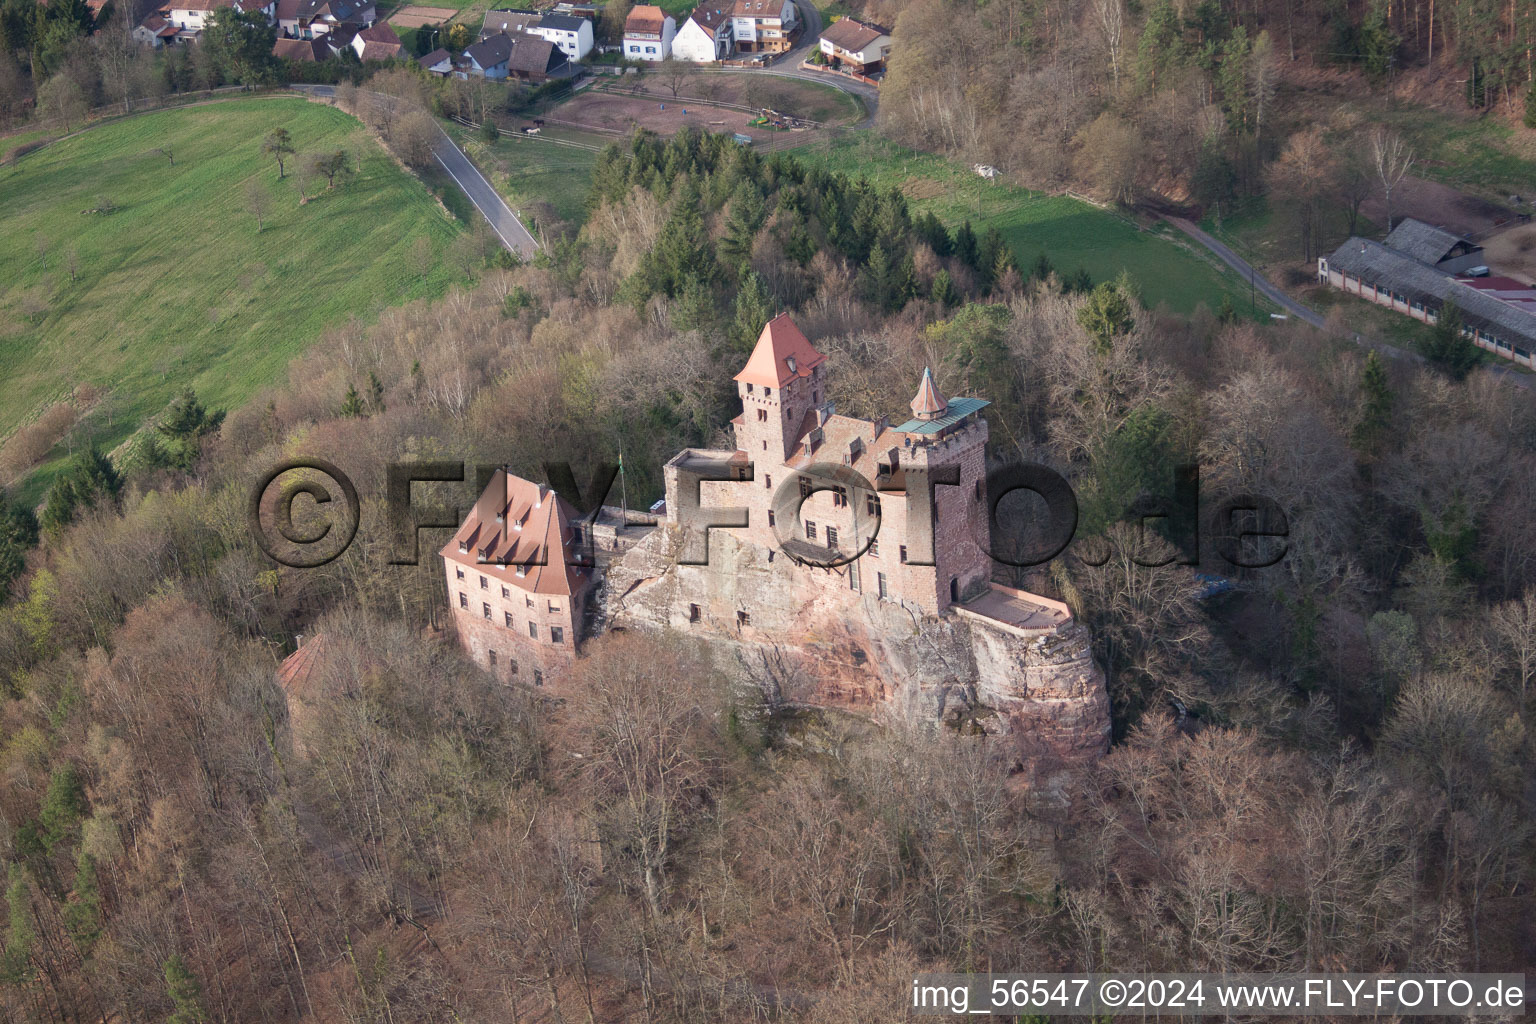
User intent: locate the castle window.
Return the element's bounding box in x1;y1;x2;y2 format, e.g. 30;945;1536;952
480;575;488;589
832;486;848;508
799;476;811;499
765;474;772;490
825;526;838;548
529;621;538;639
548;600;561;613
746;382;754;393
737;610;750;627
869;538;878;556
866;494;878;516
877;572;888;599
502;586;510;598
764;387;771;397
509;660;518;675
459;592;468;608
551;626;564;644
757;408;768;422
768;510;776;526
974;480;983;500
534;669;543;686
489;649;497;666
689;603;701;622
505;611;513;627
899;545;908;563
526;596;534;608
762;441;767;451
482;603;492;620
804;521;816;540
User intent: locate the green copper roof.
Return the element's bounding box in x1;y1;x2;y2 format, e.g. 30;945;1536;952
893;396;990;435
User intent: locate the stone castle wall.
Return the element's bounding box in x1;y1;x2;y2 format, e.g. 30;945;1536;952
594;524;1111;788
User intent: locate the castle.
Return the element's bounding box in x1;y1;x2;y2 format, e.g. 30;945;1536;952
443;314;1111;780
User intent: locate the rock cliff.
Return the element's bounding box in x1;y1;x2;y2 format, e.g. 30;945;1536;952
595;524;1111;790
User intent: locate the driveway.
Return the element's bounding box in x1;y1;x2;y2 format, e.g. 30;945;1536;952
291;84;538;258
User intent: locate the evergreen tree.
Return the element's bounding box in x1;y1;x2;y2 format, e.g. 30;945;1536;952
1065;267;1093;293
1526;81;1536;129
63;852;102;953
2;866;34;986
670;274;718;334
718;181;766;275
340;385;365;418
1029;251;1054;284
1077;282;1136;352
1420;301;1478;380
915;211;953;257
0;488;39;601
976;226;1006;292
201;6;275;87
367;371;386;414
731;272;774;352
164;955;209;1024
40;764;86;853
41;447;122;534
931;268;961;308
1351;350;1393;453
155;389;225;470
953;220;979;269
645;178;715;298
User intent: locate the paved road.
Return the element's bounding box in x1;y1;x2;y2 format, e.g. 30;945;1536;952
292;84;539;258
1167;215;1534;393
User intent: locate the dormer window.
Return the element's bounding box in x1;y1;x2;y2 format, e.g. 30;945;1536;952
515;565;527;578
458;541;469;554
785;356;797;374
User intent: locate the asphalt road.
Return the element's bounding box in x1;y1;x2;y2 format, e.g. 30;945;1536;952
1167;216;1533;393
291;83;539;257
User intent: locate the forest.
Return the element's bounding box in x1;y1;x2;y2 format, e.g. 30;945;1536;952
0;124;1533;1020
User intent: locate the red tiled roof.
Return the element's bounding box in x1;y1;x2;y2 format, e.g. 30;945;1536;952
819;16;887;52
441;470;591;597
356;21;398;41
624;3;665;33
909;366;948;419
276;634;327;702
686;5;729;34
734;313;826;388
728;0;780;18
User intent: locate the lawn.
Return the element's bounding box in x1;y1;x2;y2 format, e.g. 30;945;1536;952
449;124;601;229
784;135;1261;316
0;95;463;497
600;72;865;125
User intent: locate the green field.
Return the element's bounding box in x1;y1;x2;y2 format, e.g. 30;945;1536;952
452;126;600;229
785;135;1262;316
0;96;462;495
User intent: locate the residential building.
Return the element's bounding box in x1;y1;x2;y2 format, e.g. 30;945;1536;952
272;35;331;58
817;15;889;73
672;5;732;61
132;14;179;44
482;8;594;59
442;470;596;684
458;30;574;80
623;4;674;60
419;46;453;73
275;0;375;38
1319;219;1536;369
728;0;795;53
351;21;403;58
163;0;232;33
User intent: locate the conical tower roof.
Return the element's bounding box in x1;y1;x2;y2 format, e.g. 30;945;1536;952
909;367;948;421
733;313;826;388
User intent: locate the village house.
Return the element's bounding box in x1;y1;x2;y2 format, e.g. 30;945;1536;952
457;31;574;81
671;5;733;61
275;0;375;39
272;34;332;58
351;22;404;59
623;4;674;60
482;7;594;60
727;0;796;53
419;46;453;73
816;15;889;73
132;14;179;44
442;470;597;685
1320;218;1536;369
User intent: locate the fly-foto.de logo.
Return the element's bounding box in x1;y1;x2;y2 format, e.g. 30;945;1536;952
248;457;1290;572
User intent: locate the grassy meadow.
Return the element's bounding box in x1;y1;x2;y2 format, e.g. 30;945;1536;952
0;95;463;498
785;134;1263;316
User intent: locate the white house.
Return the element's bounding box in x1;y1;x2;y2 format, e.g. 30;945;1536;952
484;9;593;60
352;21;404;59
672;5;732;61
163;0;231;33
132;13;179;44
728;0;795;53
275;0;375;38
817;16;889;72
623;4;674;60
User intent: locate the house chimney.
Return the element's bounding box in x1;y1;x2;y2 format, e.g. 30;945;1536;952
295;633;304;648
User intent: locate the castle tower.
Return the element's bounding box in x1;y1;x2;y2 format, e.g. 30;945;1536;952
910;367;948;421
732;313;827;464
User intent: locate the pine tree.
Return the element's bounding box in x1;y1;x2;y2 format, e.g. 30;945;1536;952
671;274;718;334
1420;301;1478;380
64;851;102;953
1077;282;1136;352
931;268;961;308
953;220;979;269
367;371;386;414
164;955;209;1024
2;866;34;986
41;447;121;534
0;489;38;601
731;272;773;352
647;178;715;298
340;385;365;418
1029;251;1054;284
40;764;86;853
1351;350;1393;452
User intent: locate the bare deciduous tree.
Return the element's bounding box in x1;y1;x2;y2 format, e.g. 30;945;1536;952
243;178;270;231
1369;128;1414;233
